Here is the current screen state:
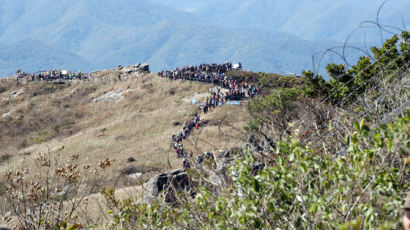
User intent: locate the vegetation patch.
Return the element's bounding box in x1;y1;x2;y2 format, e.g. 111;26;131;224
0;154;11;163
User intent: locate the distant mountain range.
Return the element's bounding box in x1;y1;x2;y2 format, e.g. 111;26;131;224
0;0;409;77
153;0;410;41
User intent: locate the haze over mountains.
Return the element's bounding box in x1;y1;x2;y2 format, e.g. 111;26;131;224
154;0;410;41
0;0;409;77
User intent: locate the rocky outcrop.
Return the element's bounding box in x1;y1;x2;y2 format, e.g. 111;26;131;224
120;63;150;74
92;89;126;103
143;169;189;203
9;88;24;98
142;148;264;203
139;63;150;72
214;149;237;172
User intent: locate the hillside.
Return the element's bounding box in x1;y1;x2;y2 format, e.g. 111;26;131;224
87;32;408;229
0;30;409;228
0;70;250;189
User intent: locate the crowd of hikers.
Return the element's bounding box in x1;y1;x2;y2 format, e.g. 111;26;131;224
159;62;238;82
159;62;233;77
201;80;260;114
159;62;261;114
171;112;201;170
165;62;262;170
15;70;92;82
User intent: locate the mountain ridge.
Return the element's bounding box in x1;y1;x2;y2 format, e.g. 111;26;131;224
1;0;408;77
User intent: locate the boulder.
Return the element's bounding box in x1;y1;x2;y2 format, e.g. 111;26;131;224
92;89;125;103
144;169;189;203
139;63;150;72
0;224;10;230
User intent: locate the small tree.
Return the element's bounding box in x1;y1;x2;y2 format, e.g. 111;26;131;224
245;88;301;142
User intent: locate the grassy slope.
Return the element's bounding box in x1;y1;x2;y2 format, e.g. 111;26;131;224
0;71;250;189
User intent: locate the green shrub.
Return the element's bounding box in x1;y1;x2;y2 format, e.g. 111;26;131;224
0;154;11;163
31;130;52;144
304;31;410;106
104;112;409;229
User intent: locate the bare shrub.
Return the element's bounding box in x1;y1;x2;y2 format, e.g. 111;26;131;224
2;149;114;229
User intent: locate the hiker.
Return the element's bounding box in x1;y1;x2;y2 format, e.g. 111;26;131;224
404;191;410;230
194;114;200;129
203;100;208;114
118;74;121;80
182;158;191;170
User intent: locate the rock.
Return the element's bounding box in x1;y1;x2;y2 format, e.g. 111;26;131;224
2;111;11;118
120;63;149;74
219;150;230;158
251;162;265;175
92;89;126;103
139;63;150;72
144;169;189;203
196;152;215;165
9;88;24;98
208;170;224;190
127;157;136;163
129;172;143;179
214;150;236;173
121;66;134;74
121;166;139;175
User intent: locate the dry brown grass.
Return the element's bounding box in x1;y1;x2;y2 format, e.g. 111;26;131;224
0;71;250;196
